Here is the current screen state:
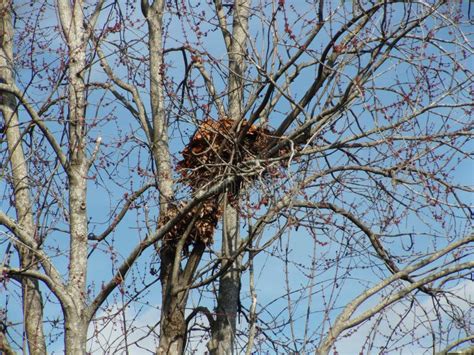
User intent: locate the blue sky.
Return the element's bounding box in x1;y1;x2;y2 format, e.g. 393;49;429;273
1;0;472;353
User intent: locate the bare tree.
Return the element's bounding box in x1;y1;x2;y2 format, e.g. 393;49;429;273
0;0;472;354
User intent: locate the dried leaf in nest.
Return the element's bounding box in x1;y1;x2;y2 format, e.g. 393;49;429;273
159;199;222;248
170;118;281;249
177;118;275;189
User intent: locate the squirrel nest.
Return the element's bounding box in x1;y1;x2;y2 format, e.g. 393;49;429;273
160;118;276;248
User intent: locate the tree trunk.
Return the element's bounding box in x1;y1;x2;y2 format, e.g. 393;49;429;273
157;235;206;354
209;1;250;353
141;2;189;353
64;313;88;355
56;2;89;353
208;204;241;355
0;3;47;354
19;256;46;355
157;294;187;354
157;246;188;355
144;0;174;210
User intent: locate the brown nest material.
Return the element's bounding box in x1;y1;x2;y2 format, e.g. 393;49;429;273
177;118;273;189
158;199;219;247
161;118;276;248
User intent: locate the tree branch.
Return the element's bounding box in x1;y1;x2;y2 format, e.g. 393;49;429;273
89;182;155;242
318;233;474;353
0;83;68;169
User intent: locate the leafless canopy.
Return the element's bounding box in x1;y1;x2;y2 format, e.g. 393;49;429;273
0;0;472;354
